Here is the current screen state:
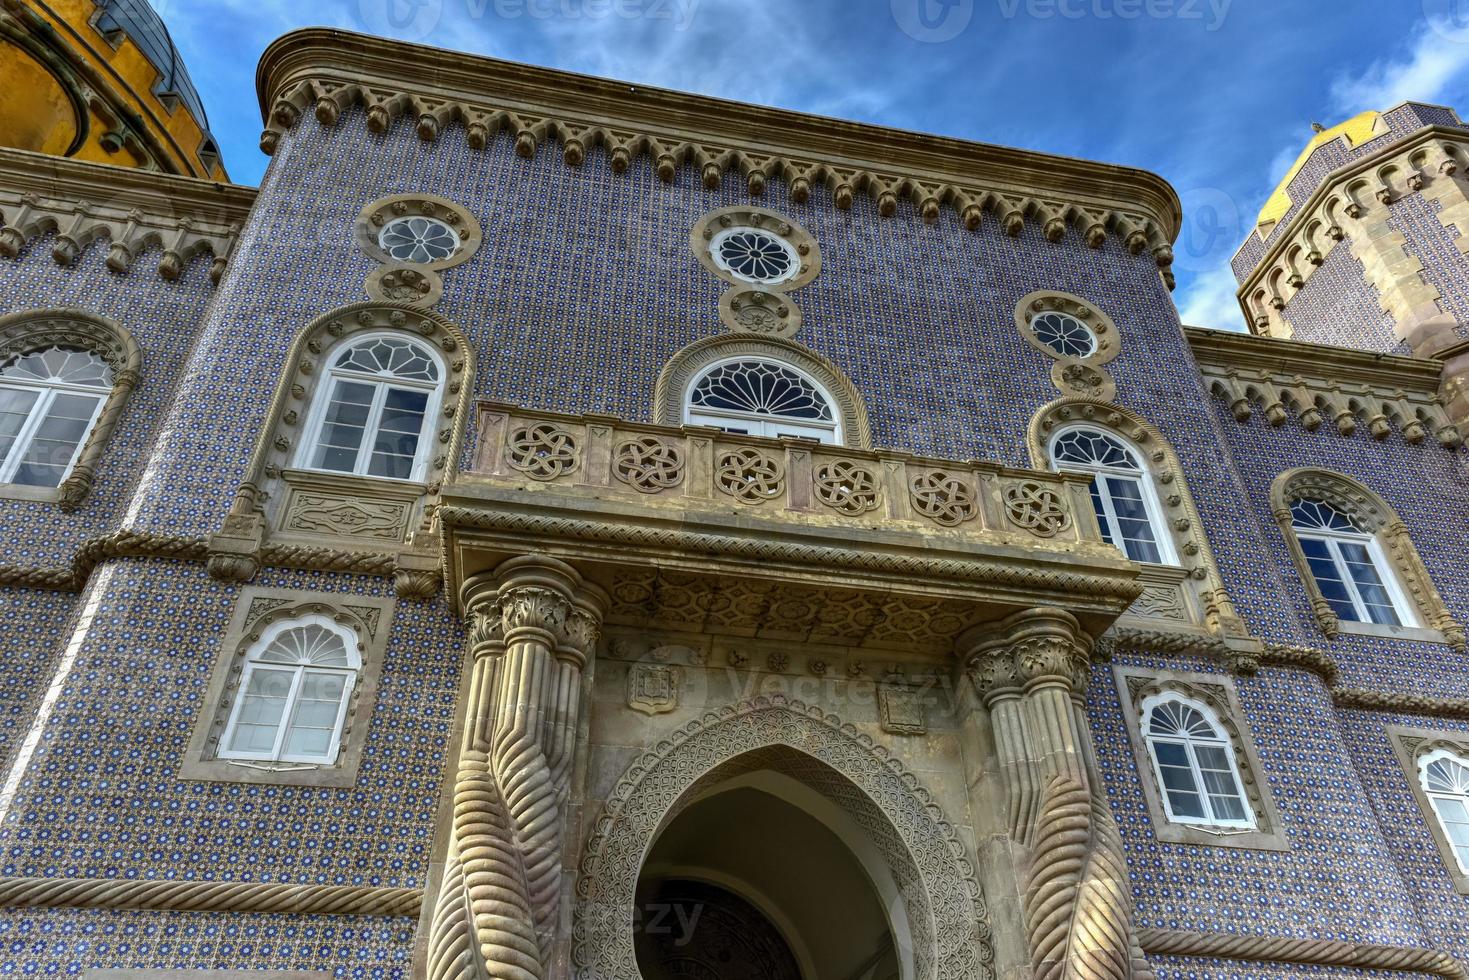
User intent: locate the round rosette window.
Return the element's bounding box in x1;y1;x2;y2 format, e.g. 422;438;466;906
378;216;461;265
711;226;802;285
1031;311;1099;358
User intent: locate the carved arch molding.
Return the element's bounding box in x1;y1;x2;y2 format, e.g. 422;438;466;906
573;696;993;980
652;333;874;450
0;308;142;512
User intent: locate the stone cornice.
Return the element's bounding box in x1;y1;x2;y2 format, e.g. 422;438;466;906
1185;326;1464;447
255;28;1181;265
0;146;254;282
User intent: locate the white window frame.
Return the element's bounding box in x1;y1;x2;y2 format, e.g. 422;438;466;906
1047;425;1177;565
683;355;841;445
297;331;446;483
1293;518;1418;628
1420;748;1469;875
0;360;110;487
217;614;362;766
1140;693;1257;831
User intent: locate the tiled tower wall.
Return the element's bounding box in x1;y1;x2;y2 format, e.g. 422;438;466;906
0;108;1457;976
1280;238;1408;354
0;242;218;790
1199;388;1469;960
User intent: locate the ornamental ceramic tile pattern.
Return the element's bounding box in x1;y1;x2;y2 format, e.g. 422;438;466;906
0;19;1466;980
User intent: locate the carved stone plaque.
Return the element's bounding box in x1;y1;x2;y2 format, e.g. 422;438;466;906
628;663;680;716
878;684;927;736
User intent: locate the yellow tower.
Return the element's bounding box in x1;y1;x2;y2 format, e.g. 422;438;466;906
0;0;225;179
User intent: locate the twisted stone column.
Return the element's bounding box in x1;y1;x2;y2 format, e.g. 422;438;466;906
428;557;606;980
962;608;1153;980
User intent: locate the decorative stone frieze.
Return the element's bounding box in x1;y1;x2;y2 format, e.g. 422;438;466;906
0;147;251;283
255;29;1181;277
1137;929;1468;980
1189;327;1465;448
444;403;1140;654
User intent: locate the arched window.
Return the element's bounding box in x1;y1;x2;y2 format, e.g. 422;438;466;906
685;358;840;444
1420;749;1469;874
0;346;113;488
218;615;361;764
301;333;444;481
1289;498;1414;627
1141;694;1254;829
1049;427;1174;564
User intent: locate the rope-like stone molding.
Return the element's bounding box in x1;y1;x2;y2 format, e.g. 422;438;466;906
435;504;1145;606
0;876;421;917
1137;928;1469;980
1333;688;1469;720
0;530;425;593
1259;641;1340;685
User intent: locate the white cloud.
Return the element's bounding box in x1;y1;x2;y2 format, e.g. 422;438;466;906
1177;264;1248;332
1330;18;1469;113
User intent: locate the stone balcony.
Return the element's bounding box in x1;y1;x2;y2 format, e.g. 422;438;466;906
438;403;1142;654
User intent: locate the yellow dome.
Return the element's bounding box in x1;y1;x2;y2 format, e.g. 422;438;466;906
1255;111;1383;236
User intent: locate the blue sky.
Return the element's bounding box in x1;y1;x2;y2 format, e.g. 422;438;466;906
157;0;1469;331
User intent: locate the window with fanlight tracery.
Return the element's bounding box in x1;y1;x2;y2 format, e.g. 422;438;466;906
218;615;361;765
0;346;113;489
685;357;839;443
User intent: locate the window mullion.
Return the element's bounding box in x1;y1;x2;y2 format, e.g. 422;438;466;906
1184;740;1218;823
1;386;53;483
1327;537;1373;622
1093;471;1123;546
356;382;390;476
270;667;307;762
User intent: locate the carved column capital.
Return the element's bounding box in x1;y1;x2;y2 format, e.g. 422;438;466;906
962;607;1087;695
556;584;609;668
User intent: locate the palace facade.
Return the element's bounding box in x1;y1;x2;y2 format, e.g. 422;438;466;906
1;7;1469;980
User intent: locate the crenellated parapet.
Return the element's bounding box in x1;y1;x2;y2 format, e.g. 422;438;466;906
1234;126;1469;347
0;146;254;283
256;29;1182;284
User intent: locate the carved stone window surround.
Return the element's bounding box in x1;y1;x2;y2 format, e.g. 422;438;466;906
353;193;483;270
179;587;395;788
1014;290;1122;365
269;468;428;550
207;302;475;590
0;309;142;512
654;334;872;450
1388;724;1469;895
1270;468;1464;651
691;206;821;290
1114;666;1290;851
1029;397;1247;639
